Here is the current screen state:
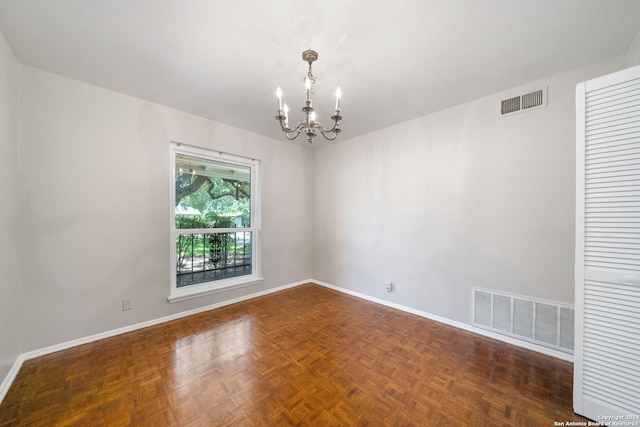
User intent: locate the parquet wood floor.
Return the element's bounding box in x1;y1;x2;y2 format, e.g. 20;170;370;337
0;284;588;426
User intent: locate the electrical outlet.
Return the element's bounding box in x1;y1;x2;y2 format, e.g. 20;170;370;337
122;299;132;311
385;282;393;292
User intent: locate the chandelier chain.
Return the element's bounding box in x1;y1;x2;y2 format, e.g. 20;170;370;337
307;63;317;85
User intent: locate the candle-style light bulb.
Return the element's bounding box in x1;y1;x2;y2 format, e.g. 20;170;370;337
283;103;289;127
335;87;342;111
310;111;316;123
276;86;283;111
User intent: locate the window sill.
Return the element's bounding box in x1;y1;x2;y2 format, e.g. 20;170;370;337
167;276;264;303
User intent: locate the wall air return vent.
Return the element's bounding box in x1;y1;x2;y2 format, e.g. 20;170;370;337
501;96;521;115
498;86;547;117
472;287;574;354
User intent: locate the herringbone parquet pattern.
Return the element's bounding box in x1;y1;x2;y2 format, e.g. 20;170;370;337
0;284;587;426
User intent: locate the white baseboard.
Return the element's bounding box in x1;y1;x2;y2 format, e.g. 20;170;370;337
0;277;573;405
309;279;574;363
0;354;25;405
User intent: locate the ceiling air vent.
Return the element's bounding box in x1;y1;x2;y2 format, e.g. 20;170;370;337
498;86;547;117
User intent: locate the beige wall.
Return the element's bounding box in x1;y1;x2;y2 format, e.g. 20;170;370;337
18;66;313;351
0;32;21;383
311;56;628;324
628;30;640;67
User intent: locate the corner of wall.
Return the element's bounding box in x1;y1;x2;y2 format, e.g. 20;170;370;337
0;29;22;403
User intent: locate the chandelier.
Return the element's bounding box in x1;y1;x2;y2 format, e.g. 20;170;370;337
275;50;342;143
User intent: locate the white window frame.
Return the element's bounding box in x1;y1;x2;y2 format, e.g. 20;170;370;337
168;142;262;303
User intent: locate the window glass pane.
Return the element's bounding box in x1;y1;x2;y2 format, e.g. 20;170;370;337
176;230;253;287
175;154;251;229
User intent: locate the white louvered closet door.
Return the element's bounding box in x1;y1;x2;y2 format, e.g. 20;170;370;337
575;64;640;422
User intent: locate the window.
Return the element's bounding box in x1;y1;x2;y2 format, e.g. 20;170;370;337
169;143;261;302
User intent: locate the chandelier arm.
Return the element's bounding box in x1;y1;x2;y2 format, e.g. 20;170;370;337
319;129;339;141
292;121;308;132
277;119;307;140
276;116;303;132
284;129;303;141
317;115;342;133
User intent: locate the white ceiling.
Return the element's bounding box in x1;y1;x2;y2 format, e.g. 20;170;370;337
1;0;639;146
